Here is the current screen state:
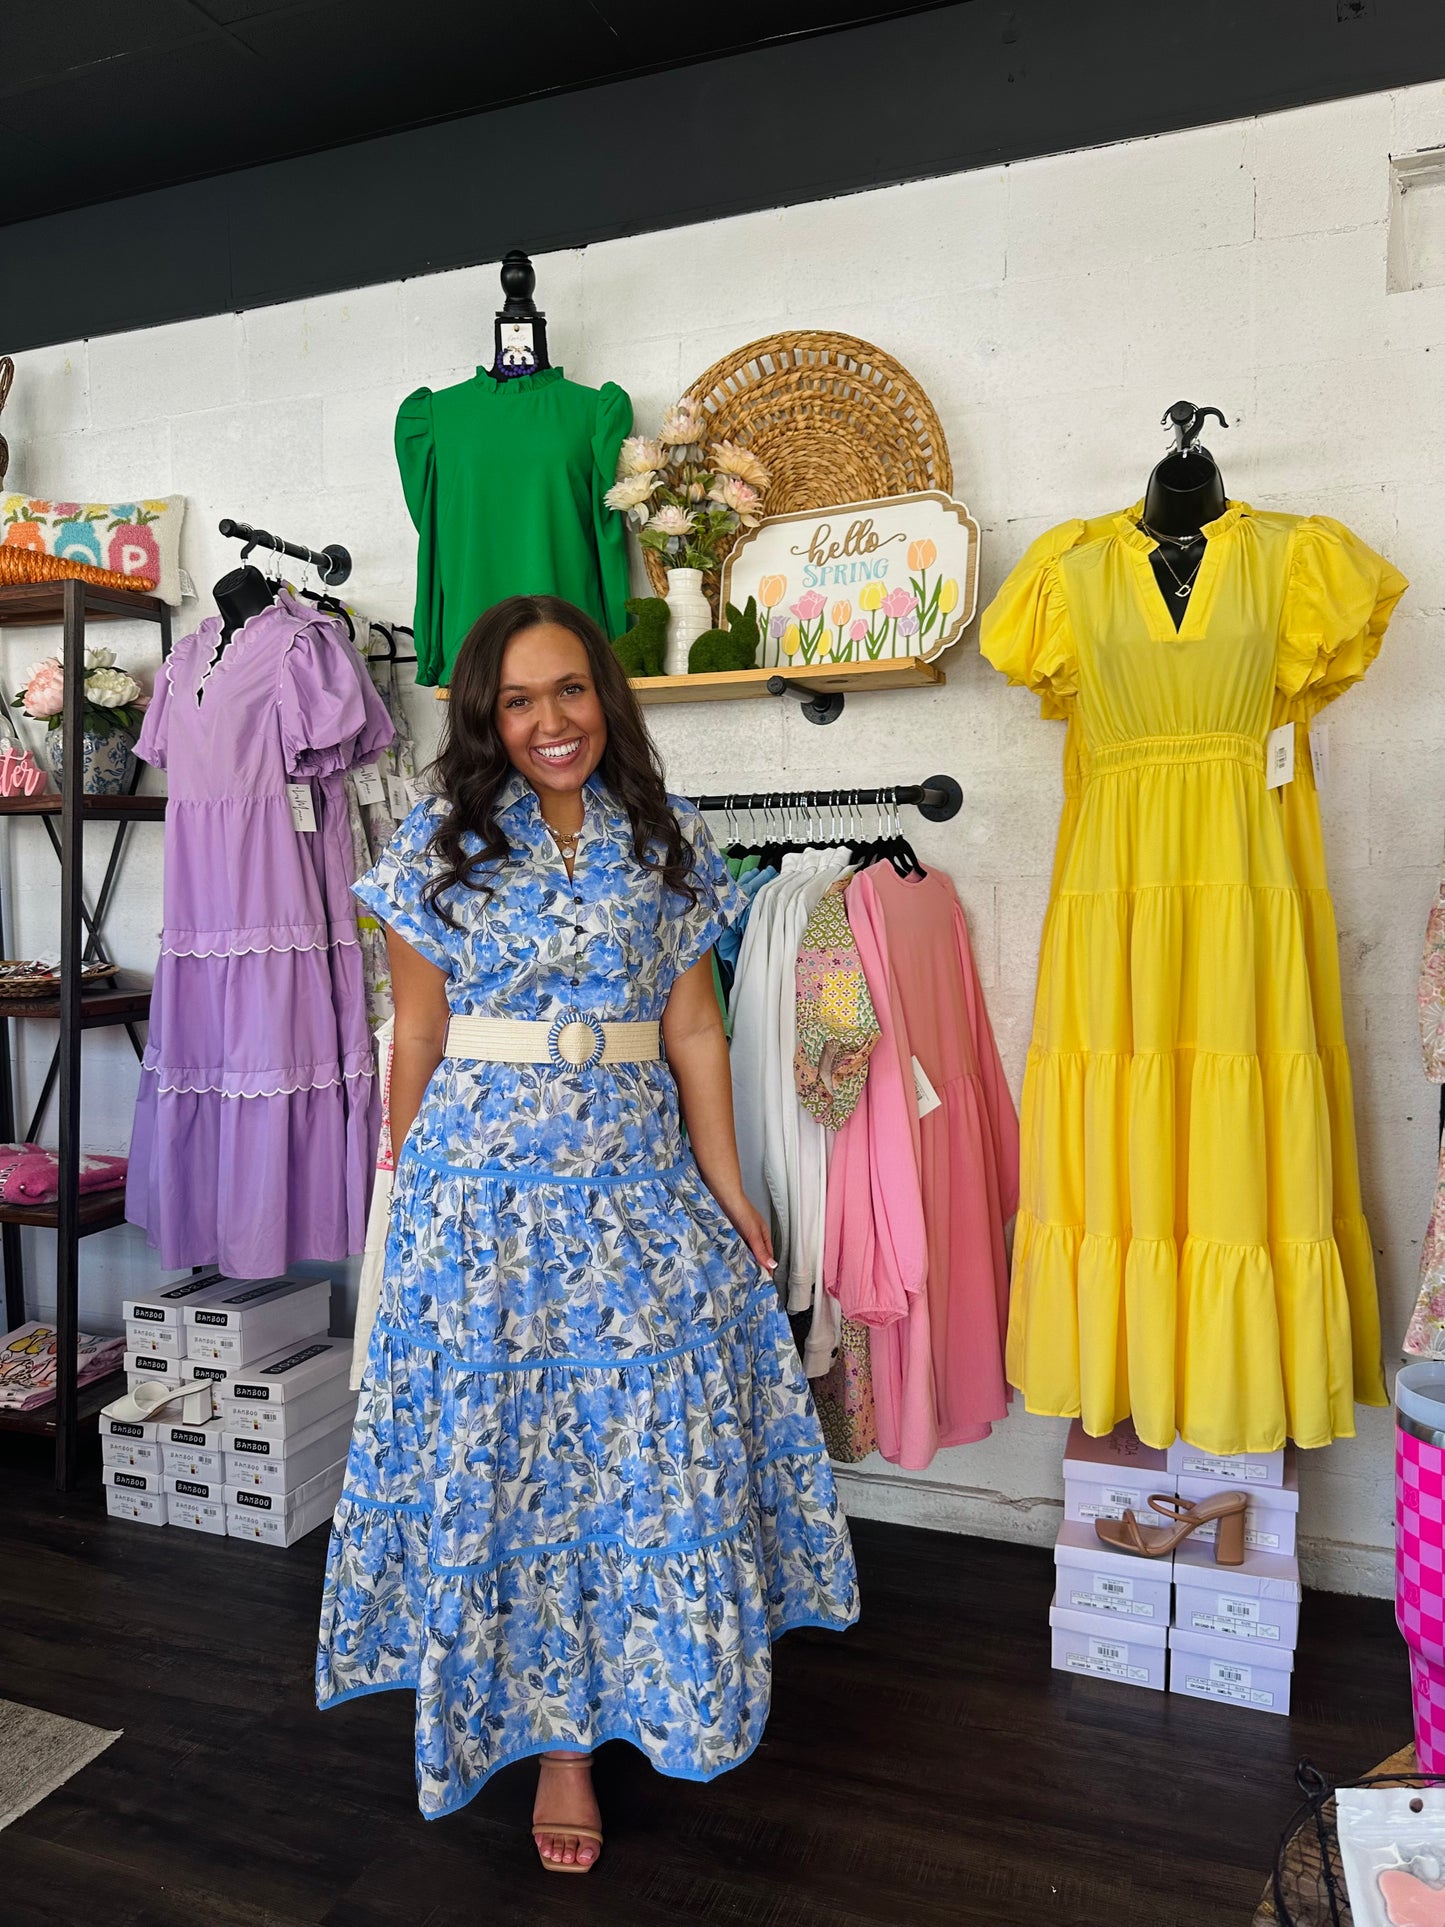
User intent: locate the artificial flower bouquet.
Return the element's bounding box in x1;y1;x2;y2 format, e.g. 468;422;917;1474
13;647;146;738
604;398;772;576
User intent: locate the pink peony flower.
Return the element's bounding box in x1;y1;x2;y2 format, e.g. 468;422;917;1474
880;587;917;621
790;591;826;621
22;659;65;718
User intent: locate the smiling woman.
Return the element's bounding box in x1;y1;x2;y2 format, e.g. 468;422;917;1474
315;593;859;1876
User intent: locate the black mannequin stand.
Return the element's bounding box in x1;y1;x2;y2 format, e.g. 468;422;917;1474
1140;402;1229;626
212;563;277;655
490;250;551;381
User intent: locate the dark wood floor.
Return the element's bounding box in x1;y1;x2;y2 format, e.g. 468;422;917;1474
0;1438;1410;1927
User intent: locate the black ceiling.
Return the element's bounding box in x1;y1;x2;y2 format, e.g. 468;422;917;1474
0;0;950;224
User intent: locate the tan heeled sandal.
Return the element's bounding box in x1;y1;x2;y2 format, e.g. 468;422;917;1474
532;1753;603;1874
1094;1489;1248;1565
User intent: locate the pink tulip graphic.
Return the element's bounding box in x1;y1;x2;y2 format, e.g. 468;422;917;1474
848;619;868;642
790;591;826;621
880;587;917;621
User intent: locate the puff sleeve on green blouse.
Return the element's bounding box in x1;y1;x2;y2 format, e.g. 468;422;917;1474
394;368;634;686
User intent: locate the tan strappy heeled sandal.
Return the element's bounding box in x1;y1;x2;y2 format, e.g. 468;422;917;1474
532;1752;603;1874
1094;1488;1248;1565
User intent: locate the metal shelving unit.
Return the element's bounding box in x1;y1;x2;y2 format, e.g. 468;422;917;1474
0;579;171;1487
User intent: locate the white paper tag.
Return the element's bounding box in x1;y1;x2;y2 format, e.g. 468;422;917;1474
911;1055;942;1118
353;763;385;806
385;774;415;819
1309;721;1329;787
179;567;197;601
286;782;317;834
1264;723;1295;789
1179;1454;1268;1483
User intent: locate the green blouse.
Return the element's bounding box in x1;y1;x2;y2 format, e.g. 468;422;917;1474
395;366;633;686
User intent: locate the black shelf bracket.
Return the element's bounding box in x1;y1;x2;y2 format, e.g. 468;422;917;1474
765;675;845;726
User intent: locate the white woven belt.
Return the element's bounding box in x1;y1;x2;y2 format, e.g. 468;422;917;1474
444;1013;661;1069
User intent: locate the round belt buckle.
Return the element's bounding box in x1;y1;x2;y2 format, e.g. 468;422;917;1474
548;1012;606;1069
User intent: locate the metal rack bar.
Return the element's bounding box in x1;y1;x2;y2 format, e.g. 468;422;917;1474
217;517;351;587
688;775;963;823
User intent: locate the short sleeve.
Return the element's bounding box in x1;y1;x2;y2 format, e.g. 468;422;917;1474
662;799;750;984
395;388;445;687
134;659;173;769
1277;515;1408;718
352;798;453;973
978;521;1085;719
279;625;395;780
591;381;634;643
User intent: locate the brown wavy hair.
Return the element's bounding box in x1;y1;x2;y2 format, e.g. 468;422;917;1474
422;594;696;923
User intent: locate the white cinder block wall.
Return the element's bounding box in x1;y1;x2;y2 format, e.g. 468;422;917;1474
7;82;1445;1594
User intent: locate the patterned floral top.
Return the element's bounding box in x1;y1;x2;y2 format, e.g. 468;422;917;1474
353;769;747;1183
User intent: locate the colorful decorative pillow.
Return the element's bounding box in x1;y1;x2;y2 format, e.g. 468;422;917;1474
1;494;186;605
0;1143;128;1203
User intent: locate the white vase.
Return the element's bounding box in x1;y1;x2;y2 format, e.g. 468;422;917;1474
663;568;712;676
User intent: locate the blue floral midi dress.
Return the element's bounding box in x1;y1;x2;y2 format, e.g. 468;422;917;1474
316;770;859;1818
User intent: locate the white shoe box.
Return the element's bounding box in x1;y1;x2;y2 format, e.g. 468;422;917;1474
220;1381;357;1444
1174;1453;1299;1556
225;1461;345;1547
225;1416;353;1495
221;1334;351;1408
160;1416;227;1482
183;1280;331;1367
125;1320;184;1359
1165;1438;1286;1487
1062;1418;1177;1525
1053;1518;1174;1627
1168;1623;1294;1715
1049;1595;1167;1691
122;1270;226;1330
167;1489;227;1535
1172;1539;1301;1649
103;1464;164;1497
101;1431;162;1473
105;1483;167;1526
124;1349;182;1389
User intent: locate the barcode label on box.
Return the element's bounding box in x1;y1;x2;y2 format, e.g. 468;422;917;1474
1187;1664;1274;1708
1064;1638;1148;1684
1192;1612;1280;1642
1178;1455;1268;1482
1071;1587;1152;1619
1220;1596;1260;1624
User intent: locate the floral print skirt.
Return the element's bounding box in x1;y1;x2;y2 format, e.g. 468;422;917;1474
315;1140;860;1819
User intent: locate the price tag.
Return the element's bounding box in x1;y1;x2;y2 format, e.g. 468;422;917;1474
1309;722;1330;787
286;782;317;834
1264;723;1295;790
353;763;385;806
385;774;415;820
911;1055;942;1119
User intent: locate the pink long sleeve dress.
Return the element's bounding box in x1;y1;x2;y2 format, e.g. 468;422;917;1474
823;863;1020;1468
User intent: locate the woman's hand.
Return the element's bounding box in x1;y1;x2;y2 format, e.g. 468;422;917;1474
719;1192;776;1277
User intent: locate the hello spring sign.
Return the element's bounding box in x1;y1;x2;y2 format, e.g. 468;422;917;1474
719;490;980;669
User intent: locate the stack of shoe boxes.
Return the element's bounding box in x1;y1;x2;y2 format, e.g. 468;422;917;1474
1164;1437;1301;1717
220;1335;355;1546
1049;1421;1174;1690
109;1275;342;1537
1050;1422;1301;1712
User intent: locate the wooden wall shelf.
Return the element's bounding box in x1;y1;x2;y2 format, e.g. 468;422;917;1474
630;656;944;712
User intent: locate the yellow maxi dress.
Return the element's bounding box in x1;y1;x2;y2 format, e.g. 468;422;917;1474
982;502;1405;1454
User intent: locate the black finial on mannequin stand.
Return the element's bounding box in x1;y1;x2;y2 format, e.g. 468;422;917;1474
490;250;551;381
1140;401;1230;628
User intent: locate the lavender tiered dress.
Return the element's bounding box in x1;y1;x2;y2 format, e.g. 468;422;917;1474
126;590;394;1279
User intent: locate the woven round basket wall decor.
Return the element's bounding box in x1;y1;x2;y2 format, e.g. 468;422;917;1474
642;331;953;606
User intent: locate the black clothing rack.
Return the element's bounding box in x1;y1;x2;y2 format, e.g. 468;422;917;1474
688;776;962;823
217;518;352;586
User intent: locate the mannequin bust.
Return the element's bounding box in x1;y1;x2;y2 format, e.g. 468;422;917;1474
490;251;551;381
1140;402;1228;628
212;564;277;654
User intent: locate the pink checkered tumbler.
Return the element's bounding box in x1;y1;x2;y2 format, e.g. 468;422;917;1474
1395;1364;1445;1770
